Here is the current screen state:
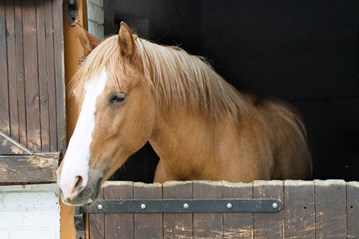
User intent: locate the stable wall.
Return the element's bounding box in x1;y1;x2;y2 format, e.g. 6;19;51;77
0;184;60;239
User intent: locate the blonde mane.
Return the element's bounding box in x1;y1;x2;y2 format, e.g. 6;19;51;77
70;34;252;121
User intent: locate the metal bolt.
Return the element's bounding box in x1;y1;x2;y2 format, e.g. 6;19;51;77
226;203;233;209
183;203;189;209
97;204;103;210
140;203;146;209
272;202;278;209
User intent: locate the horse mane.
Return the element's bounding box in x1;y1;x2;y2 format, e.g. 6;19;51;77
69;34;252;121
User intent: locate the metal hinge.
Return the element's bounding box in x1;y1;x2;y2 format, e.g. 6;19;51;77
82;198;283;214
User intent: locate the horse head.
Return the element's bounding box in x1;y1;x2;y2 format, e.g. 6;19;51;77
57;22;157;205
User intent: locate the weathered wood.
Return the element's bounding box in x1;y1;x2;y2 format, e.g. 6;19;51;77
284;180;315;239
0;131;32;154
5;0;19;142
193;181;223;239
163;181;193;239
22;0;41;151
35;0;50;152
14;0;27;146
0;153;58;184
222;182;253;239
133;183;163;239
53;0;66;153
44;0;57;152
315;180;347;239
253;180;284;239
347;181;359;238
104;182;134;239
0;0;10;136
89;187;105;239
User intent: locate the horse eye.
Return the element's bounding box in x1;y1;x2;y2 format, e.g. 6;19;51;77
109;92;127;105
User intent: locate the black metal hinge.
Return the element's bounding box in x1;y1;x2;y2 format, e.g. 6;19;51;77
82;198;283;214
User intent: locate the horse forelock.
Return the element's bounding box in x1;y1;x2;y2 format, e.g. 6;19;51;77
70;34;252;122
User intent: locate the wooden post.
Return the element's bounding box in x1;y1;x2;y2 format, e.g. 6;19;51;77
61;1;88;239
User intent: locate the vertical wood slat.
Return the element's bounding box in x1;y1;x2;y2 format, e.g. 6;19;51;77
163;181;192;239
22;0;41;151
53;0;66;153
14;0;27;146
315;180;347;239
253;180;284;239
44;0;57;152
104;182;134;239
222;182;253;239
0;0;10;136
347;182;359;238
284;180;315;239
133;183;163;239
193;181;223;239
5;1;19;142
89;187;105;239
35;0;50;152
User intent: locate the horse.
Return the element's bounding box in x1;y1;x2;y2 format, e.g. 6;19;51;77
57;22;312;206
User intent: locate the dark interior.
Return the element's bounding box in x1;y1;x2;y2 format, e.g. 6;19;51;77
104;0;359;182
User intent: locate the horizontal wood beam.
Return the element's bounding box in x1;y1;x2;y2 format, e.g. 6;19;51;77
0;153;59;184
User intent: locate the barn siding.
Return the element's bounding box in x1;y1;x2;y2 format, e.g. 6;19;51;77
0;0;65;153
84;180;359;239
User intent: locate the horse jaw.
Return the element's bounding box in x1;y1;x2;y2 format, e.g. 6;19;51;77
58;70;108;205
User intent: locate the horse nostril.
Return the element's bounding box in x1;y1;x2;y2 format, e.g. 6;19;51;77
74;176;85;193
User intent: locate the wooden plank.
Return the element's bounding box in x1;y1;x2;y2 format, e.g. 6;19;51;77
347;181;359;238
222;182;253;239
315;180;347;239
104;182;134;239
193;181;223;239
253;180;284;238
36;0;50;152
0;131;32;154
14;0;26;146
89;187;105;239
163;181;192;239
133;183;163;239
0;0;10;136
5;1;19;142
22;0;41;151
284;180;315;239
0;153;58;184
53;0;66;152
44;0;57;152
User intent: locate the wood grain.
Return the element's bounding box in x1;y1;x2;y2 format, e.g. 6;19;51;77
222;182;253;239
163;181;193;239
315;180;347;239
89;187;105;239
253;180;284;239
284;180;315;239
133;183;163;239
104;182;134;239
193;181;223;239
0;153;58;184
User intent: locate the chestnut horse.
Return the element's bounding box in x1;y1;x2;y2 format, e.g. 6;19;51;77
57;22;312;205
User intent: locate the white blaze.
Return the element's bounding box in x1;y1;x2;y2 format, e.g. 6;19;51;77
59;70;108;199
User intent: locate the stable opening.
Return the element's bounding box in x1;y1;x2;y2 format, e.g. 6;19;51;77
87;0;359;181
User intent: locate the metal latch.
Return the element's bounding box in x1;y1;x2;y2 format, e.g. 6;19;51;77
74;207;85;239
67;0;78;26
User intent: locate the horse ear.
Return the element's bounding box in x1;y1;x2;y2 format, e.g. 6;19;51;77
76;24;101;57
118;21;135;58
